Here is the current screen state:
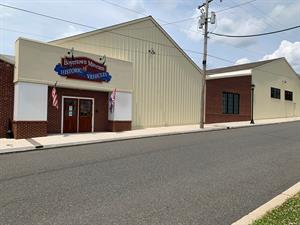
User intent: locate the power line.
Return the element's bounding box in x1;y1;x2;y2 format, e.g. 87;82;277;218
0;3;203;60
228;0;289;41
0;25;233;64
216;0;256;13
0;3;199;49
99;0;148;17
99;0;199;33
0;4;174;48
0;3;97;30
246;1;299;41
209;35;270;55
162;16;199;26
1;2;297;76
0;27;53;39
101;16;199;31
246;1;286;29
0;3;216;66
1;26;296;79
210;25;300;38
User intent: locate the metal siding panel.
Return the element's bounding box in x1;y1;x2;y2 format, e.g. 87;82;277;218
55;20;202;128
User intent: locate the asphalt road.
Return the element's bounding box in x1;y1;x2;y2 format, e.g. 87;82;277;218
1;122;300;225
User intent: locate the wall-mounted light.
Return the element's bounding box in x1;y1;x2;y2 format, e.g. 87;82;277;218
99;55;106;65
282;80;287;84
67;47;75;59
148;48;156;55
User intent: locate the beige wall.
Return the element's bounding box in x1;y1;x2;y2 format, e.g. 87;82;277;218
252;59;300;120
15;38;133;93
51;19;202;128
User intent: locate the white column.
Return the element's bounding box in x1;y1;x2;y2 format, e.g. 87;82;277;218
14;82;48;121
108;91;132;121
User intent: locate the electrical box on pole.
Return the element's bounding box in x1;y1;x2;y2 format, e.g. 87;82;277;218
198;14;206;29
210;11;216;24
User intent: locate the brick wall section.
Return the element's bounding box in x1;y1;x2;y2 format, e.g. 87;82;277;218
47;87;109;133
206;76;252;123
12;121;47;139
108;121;132;132
0;59;14;138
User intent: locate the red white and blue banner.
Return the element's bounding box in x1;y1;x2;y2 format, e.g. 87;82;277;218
54;56;111;82
109;88;117;113
51;84;58;110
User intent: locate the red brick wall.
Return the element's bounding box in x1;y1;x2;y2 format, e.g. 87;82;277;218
206;76;251;123
0;59;14;138
108;121;132;132
47;87;109;133
12;121;47;139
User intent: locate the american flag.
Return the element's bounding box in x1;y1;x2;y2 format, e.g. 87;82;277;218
52;84;58;110
109;88;116;113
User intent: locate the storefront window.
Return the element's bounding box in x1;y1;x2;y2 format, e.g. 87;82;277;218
64;99;77;117
80;100;92;117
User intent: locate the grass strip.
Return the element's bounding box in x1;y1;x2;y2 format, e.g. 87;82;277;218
252;192;300;225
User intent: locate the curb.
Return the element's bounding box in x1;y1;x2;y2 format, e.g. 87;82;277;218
232;181;300;225
1;119;299;155
0;126;227;155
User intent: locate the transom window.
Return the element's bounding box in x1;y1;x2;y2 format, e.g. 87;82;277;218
223;92;240;114
285;90;293;101
271;87;281;99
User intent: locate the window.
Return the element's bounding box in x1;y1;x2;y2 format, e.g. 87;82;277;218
285;90;293;101
223;92;240;114
271;87;281;99
80;99;92;117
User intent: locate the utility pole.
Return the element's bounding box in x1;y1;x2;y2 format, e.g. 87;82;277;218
198;0;217;129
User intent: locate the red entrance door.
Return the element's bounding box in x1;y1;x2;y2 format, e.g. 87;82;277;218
63;98;78;133
63;98;93;133
79;99;93;132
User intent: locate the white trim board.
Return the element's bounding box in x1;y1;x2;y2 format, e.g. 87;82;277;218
207;70;252;80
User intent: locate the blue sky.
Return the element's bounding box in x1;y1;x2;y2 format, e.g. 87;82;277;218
0;0;299;72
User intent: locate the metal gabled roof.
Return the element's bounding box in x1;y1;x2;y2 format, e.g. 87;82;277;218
49;16;202;74
207;58;282;75
0;54;15;65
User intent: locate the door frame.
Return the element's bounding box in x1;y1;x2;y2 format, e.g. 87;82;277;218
61;96;95;133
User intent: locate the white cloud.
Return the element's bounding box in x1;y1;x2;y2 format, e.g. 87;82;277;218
235;58;251;65
56;25;84;39
183;9;266;46
182;9;203;41
127;0;146;14
183;1;300;47
156;0;182;10
270;2;300;27
210;15;266;47
262;40;300;73
0;6;13;18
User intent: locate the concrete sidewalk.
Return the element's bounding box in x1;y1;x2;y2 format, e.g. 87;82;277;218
1;117;300;154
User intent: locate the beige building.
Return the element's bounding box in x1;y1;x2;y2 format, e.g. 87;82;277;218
50;16;203;129
206;58;300;123
252;58;300;120
8;16;203;138
4;16;297;139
